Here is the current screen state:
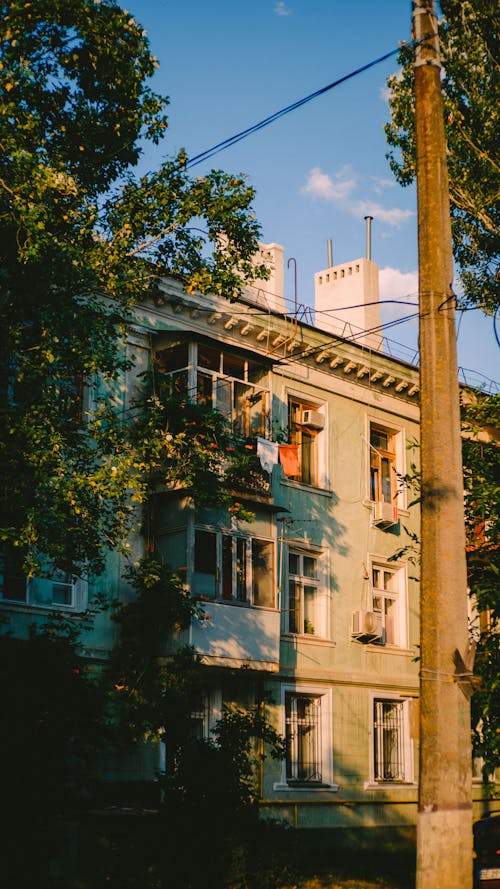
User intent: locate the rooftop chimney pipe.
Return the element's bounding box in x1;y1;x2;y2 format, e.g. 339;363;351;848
364;215;373;261
327;239;333;268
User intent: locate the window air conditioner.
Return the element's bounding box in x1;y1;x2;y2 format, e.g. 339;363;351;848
351;610;383;642
372;501;398;527
299;409;325;430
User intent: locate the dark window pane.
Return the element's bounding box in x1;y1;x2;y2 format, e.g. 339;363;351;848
222;353;245;380
198;345;220;371
156;344;189;372
252;540;274;607
222;535;233;600
193;530;217;598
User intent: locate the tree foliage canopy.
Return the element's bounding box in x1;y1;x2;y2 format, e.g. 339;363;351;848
385;0;500;312
394;392;500;776
462;393;500;776
0;0;267;575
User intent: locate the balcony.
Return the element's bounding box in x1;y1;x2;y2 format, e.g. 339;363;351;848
189;601;280;672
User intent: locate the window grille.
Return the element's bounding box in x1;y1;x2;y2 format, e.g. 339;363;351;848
285;693;322;783
190;695;211;741
373;699;406;782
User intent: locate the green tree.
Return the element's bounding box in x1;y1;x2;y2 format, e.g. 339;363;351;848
0;0;267;577
106;559;286;889
0;611;108;887
385;0;500;312
394;392;500;777
461;394;500;778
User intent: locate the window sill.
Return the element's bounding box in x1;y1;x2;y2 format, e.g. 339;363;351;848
364;781;417;791
197;598;277;612
365;644;416;656
281;479;333;497
282;632;334;647
0;600;86;614
363;499;410;517
273;782;339;793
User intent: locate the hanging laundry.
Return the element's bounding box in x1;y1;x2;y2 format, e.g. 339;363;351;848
256;437;279;473
279;443;299;477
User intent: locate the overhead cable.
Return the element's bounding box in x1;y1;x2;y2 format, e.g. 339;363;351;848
186;46;402;169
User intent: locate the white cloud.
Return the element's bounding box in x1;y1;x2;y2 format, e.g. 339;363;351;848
301;166;413;228
274;1;292;15
378;268;419;351
370;175;395;194
301;166;357;201
379;85;391;103
354;200;413;227
379;267;419;305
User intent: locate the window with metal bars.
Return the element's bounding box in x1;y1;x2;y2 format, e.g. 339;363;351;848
373;699;406;782
285;693;322;784
190;694;211;741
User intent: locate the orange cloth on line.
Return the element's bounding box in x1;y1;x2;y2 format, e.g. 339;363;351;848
278;444;299;477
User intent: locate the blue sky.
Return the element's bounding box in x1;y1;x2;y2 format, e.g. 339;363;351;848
125;0;498;388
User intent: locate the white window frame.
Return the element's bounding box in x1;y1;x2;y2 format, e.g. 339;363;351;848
274;683;337;791
366;417;406;510
0;551;88;612
286;391;328;489
368;692;415;787
159;688;222;777
189;687;223;742
285;545;329;638
368;555;408;648
156;341;270;439
190;525;276;608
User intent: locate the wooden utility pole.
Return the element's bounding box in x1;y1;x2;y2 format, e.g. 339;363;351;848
413;2;473;888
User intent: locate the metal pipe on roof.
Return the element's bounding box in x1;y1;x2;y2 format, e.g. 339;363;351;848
364;215;373;260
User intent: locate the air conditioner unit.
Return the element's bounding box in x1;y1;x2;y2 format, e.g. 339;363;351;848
351;610;383;642
299;409;325;430
372;501;398;527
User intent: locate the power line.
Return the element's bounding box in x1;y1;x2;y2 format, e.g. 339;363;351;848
186;46;402;169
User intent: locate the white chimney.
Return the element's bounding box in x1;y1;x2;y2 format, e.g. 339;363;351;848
314;221;382;349
245;242;287;313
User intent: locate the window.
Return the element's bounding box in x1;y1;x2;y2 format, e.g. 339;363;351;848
372;564;398;645
370;559;407;647
287;551;321;636
156;343;270;438
251;539;274;607
189;689;222;742
369;423;397;504
373;698;412;783
191;529;275;607
190;693;211;741
288;397;324;486
285;692;322;784
159;689;222;781
285;693;322;784
276;685;335;790
0;549;87;610
193;530;218;598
